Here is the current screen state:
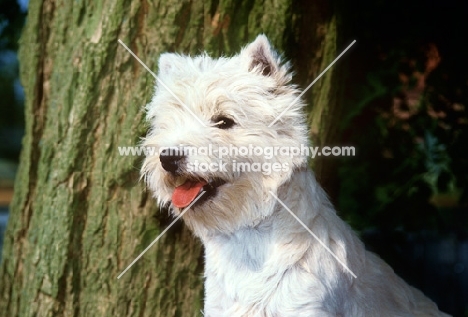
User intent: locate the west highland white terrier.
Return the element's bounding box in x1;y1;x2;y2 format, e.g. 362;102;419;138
141;35;449;317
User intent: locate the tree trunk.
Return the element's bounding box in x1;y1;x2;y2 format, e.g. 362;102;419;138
0;0;341;316
290;0;346;202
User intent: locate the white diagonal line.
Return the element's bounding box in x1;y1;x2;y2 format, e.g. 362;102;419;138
268;40;356;127
269;191;357;278
117;39;206;127
117;191;206;279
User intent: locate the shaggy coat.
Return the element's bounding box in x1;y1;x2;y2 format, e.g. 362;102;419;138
142;35;450;317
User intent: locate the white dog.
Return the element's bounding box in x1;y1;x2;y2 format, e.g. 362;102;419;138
141;35;449;317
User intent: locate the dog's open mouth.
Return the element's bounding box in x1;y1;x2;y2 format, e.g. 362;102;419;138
172;177;226;208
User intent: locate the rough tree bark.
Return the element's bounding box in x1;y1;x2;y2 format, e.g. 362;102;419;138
0;0;343;316
289;0;347;201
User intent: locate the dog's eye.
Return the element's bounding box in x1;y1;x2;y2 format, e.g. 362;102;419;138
212;116;235;129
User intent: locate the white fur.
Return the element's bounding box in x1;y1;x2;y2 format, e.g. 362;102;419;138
141;35;450;317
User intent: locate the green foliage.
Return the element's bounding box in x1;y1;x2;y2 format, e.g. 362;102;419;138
338;37;468;233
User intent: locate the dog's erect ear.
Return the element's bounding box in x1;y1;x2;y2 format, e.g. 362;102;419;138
241;34;279;76
158;53;182;76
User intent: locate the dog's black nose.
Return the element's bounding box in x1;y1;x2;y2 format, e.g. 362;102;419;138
160;149;185;173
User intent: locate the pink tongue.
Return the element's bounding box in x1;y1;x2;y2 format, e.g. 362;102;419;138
172;180;207;208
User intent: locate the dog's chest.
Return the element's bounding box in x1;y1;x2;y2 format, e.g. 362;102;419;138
206;227;271;272
203;229;328;316
203;229;281;310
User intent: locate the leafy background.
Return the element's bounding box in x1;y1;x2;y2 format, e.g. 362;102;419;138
337;1;468;315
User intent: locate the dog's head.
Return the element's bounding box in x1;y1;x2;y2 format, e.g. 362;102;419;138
141;35;309;236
